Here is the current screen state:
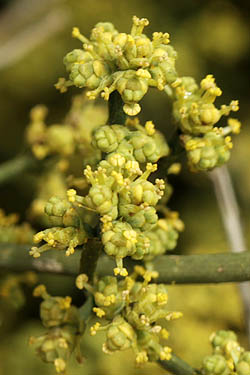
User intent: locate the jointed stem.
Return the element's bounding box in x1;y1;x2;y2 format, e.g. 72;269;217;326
79;239;103;283
108;91;127;125
1;243;250;284
159;354;199;375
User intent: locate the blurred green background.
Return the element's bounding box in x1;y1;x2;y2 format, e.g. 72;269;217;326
0;0;249;374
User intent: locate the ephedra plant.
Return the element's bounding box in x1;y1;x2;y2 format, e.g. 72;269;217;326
0;15;249;375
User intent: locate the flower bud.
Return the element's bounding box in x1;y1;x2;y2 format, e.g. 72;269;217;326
104;316;136;352
30;325;77;374
92;125;129;153
202;354;229;375
183;132;231;171
236;353;250;375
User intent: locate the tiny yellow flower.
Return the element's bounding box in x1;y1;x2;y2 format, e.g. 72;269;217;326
136;351;148;364
75;274;88;290
228;118;241;134
90;322;101;336
93;307;106;318
145;121;155;135
54;358;66;373
67;189;77;203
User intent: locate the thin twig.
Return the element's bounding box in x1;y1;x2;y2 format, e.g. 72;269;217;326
0;7;70;70
159;354;198;375
209;165;250;345
0;0;63;33
0;154;38;186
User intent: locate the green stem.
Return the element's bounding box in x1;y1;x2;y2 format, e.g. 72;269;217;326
107;91;126;125
78;294;94;321
79;239;102;283
0;243;80;276
0;153;38;186
1;243;250;284
159;354;199;375
150;252;250;284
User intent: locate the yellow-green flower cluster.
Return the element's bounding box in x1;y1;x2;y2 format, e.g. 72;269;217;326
30;117;182;275
201;330;250;375
94;117;169;163
56;16;241;172
29;196;88;257
56;16;178;116
30;221;88;258
145;212;184;261
30;285;83;374
0;272;37;310
26;99;104;164
26;105;75;160
0;209;34;244
171;75;241;171
63;117;181;275
76;266;182;364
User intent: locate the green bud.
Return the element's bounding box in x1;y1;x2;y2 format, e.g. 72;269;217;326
145;218;180;261
115;140;136;161
210;330;238;350
237;353;250;375
30;325;77;373
85;184;118;219
116;70;149;104
136;330;172;362
102;221;137;259
104;316;136;352
127;283;169;328
69;59;110;90
210;329;242;363
45;196;80;228
38;293;78;328
94;276;124;319
184;132;231;171
123;35;153;67
119;203;158;231
31;226;88;257
45;196;70;218
202;354;229;375
127;131;169;163
132;232;150;260
92;124;129;153
63;49;92;71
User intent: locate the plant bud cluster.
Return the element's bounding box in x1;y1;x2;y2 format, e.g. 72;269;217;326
77;266;182;364
25;14;243;373
0;272;37;310
25;96;106;164
78;117;181;275
201;330;250;375
30;285;84;374
172;75;241;171
56;16;178;116
0;209;34;244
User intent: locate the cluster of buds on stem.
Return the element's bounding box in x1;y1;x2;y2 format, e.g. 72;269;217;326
201;330;250;375
56;16;178;116
171;75;241;171
29;285;84;374
0;208;34;244
26;13;242;373
76;266;182;364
